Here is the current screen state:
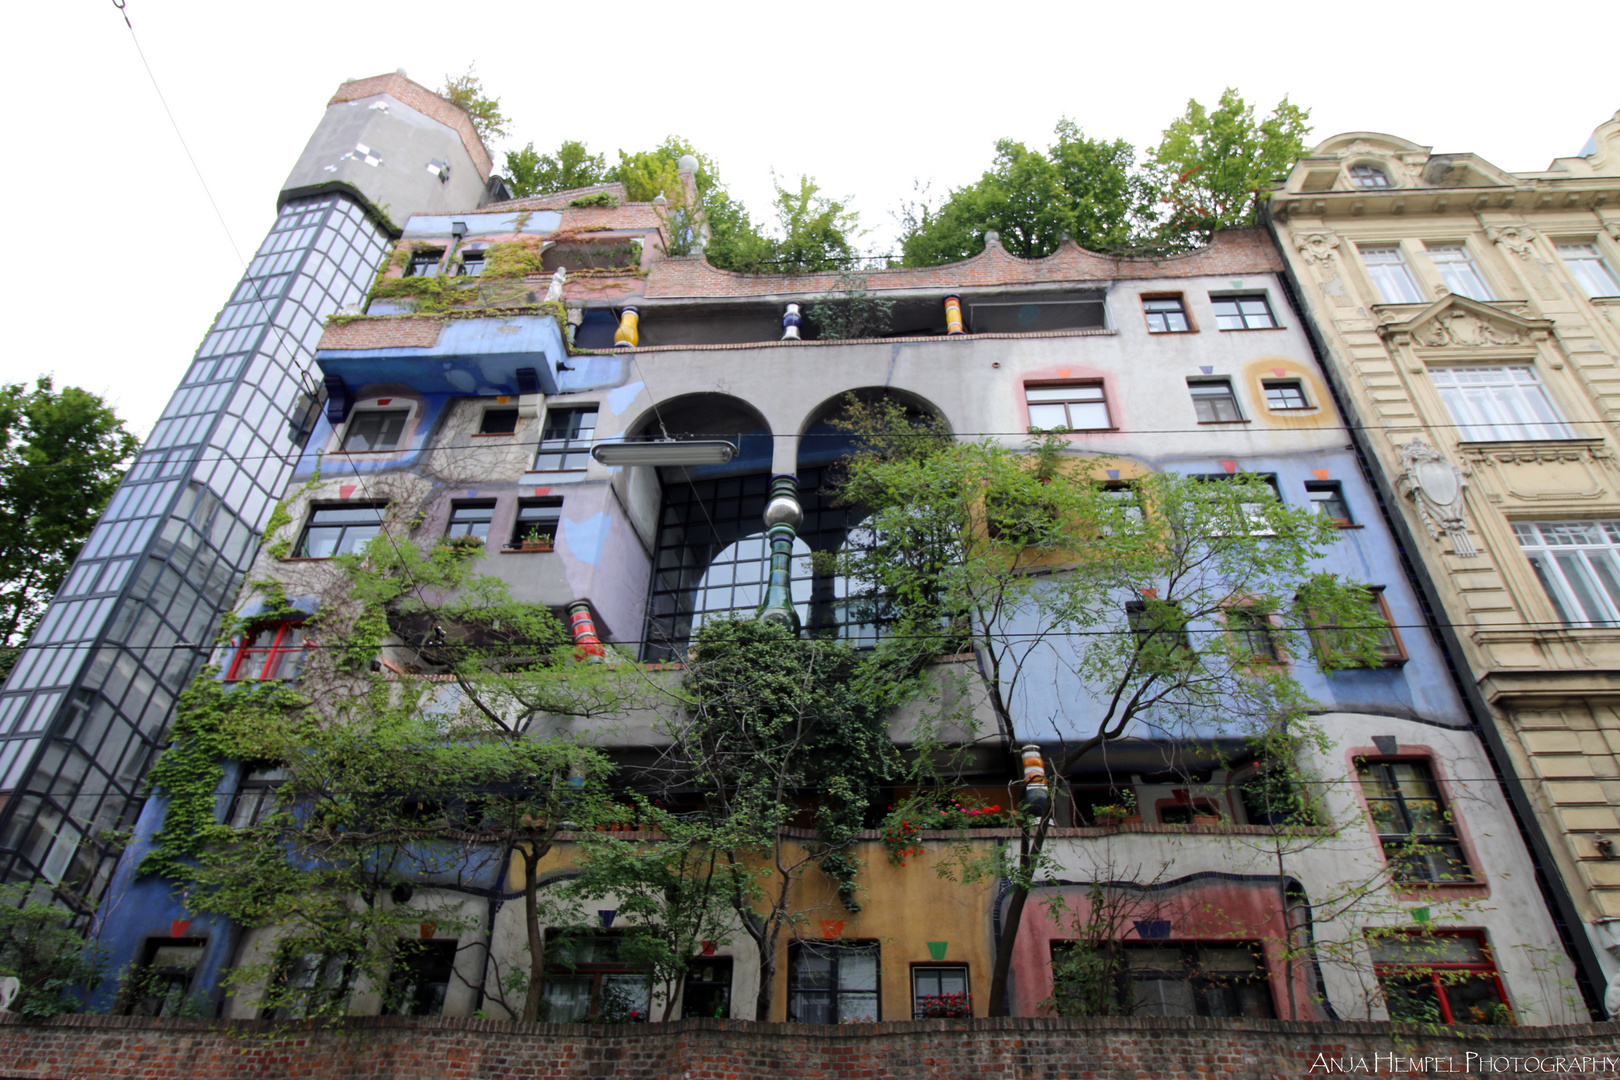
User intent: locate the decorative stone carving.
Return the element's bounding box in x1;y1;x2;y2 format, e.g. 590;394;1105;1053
545;267;567;302
1606;220;1620;242
1414;310;1525;348
1294;230;1341;264
1398;438;1478;557
1485;225;1539;260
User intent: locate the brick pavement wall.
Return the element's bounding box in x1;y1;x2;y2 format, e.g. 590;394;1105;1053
4;1014;1620;1080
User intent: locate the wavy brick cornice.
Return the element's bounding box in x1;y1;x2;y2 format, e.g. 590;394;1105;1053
329;74;492;181
645;228;1284;299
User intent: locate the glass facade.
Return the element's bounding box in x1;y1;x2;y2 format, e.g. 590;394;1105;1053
0;195;389;898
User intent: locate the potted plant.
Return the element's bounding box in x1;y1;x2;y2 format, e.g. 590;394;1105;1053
515;527;553;553
1091;789;1139;826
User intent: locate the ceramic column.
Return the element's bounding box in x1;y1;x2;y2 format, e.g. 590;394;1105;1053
568;600;605;661
1021;743;1049;815
756;474;802;635
614;305;640;349
944;294;965;335
782;303;803;340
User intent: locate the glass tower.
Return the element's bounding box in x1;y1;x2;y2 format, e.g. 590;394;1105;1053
0;73;493;903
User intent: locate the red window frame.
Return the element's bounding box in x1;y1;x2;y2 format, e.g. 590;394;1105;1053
1370;931;1511;1025
226;622;307;681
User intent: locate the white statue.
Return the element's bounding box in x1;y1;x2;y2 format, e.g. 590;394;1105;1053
0;976;19;1013
545;267;567;303
1398;438;1477;557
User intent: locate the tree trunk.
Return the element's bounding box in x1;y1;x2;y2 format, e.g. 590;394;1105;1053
754;934;777;1021
521;846;545;1022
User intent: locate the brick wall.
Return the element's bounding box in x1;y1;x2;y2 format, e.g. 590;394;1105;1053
5;1013;1619;1080
317;317;444;352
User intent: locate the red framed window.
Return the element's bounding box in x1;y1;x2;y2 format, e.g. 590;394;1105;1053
226;622;307;681
1369;932;1512;1025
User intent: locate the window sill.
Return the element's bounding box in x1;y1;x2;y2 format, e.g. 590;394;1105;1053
471;432;517;438
1195;419;1252;425
278;556;334;562
1146;329;1198;335
1455;436;1606;450
1390;880;1488;902
1216;325;1288;332
1266;407;1320;414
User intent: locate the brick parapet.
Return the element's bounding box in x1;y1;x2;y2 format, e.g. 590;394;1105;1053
317;317;445;352
329;74;493;181
3;1013;1617;1079
644;227;1284;299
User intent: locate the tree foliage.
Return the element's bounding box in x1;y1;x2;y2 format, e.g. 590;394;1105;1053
1143;88;1312;247
501;140;610;198
833;399;1386;1015
900;121;1143;265
438;64;509;143
899;93;1311;263
0;377;138;677
0;883;107;1017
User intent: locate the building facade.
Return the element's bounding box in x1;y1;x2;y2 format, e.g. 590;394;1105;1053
1268;111;1620;1010
92;82;1585;1024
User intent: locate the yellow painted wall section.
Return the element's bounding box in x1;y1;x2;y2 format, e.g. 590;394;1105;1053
1239;356;1341;432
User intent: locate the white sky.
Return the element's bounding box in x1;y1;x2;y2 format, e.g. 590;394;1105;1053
6;0;1615;438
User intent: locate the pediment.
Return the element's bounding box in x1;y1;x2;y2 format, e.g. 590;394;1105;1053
1376;295;1553;349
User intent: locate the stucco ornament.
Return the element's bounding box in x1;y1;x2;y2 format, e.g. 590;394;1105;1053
1485;225;1539;260
545;267;568;303
1294;230;1341;264
1608;969;1620;1020
1415;311;1524;348
1605;220;1620;242
1398;438;1477;557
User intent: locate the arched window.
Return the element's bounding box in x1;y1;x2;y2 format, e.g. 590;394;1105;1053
1347;163;1391;189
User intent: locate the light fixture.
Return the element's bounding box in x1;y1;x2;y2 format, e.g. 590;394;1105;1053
591;440;737;467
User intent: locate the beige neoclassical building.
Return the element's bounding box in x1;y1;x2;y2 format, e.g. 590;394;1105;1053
1268;111;1620;1011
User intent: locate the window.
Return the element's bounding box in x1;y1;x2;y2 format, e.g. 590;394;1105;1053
478;407;518;435
1514;521;1620;626
1308;586;1406;667
123;938;206;1017
1305;482;1354;526
1348;163;1392;189
459;251;486;276
1188;379;1243;423
340;409;409;453
534;406;597;471
683;957;733;1019
226;622;306;681
1126;599;1192;672
1369;932;1511;1026
1051;941;1274;1019
1426;244;1494;300
913;965;971;1018
1357;759;1472;883
296;503;385;557
1557;242;1620;298
788;941;880;1023
542;933;651;1023
1429;366;1571;441
1210;295;1276;330
1197;473;1282;536
1225;608;1281;662
1025;383;1111;431
1101;482;1144;534
1143;296;1190;333
1262;379;1309;410
510;498;562;548
385;940;457;1016
227;764;290;826
446;500;495;540
1359;246;1426;304
405;250;442;277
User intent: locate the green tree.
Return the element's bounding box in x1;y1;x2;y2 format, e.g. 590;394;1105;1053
657;619;897;1021
502;140;611;198
0;882;107;1016
1143;88;1312;247
899;121;1143;266
0;378;138;678
143;499;644;1021
438;64;509;143
834;407;1388;1016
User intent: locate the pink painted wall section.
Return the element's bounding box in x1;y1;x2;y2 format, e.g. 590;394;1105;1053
1013;878;1322;1020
